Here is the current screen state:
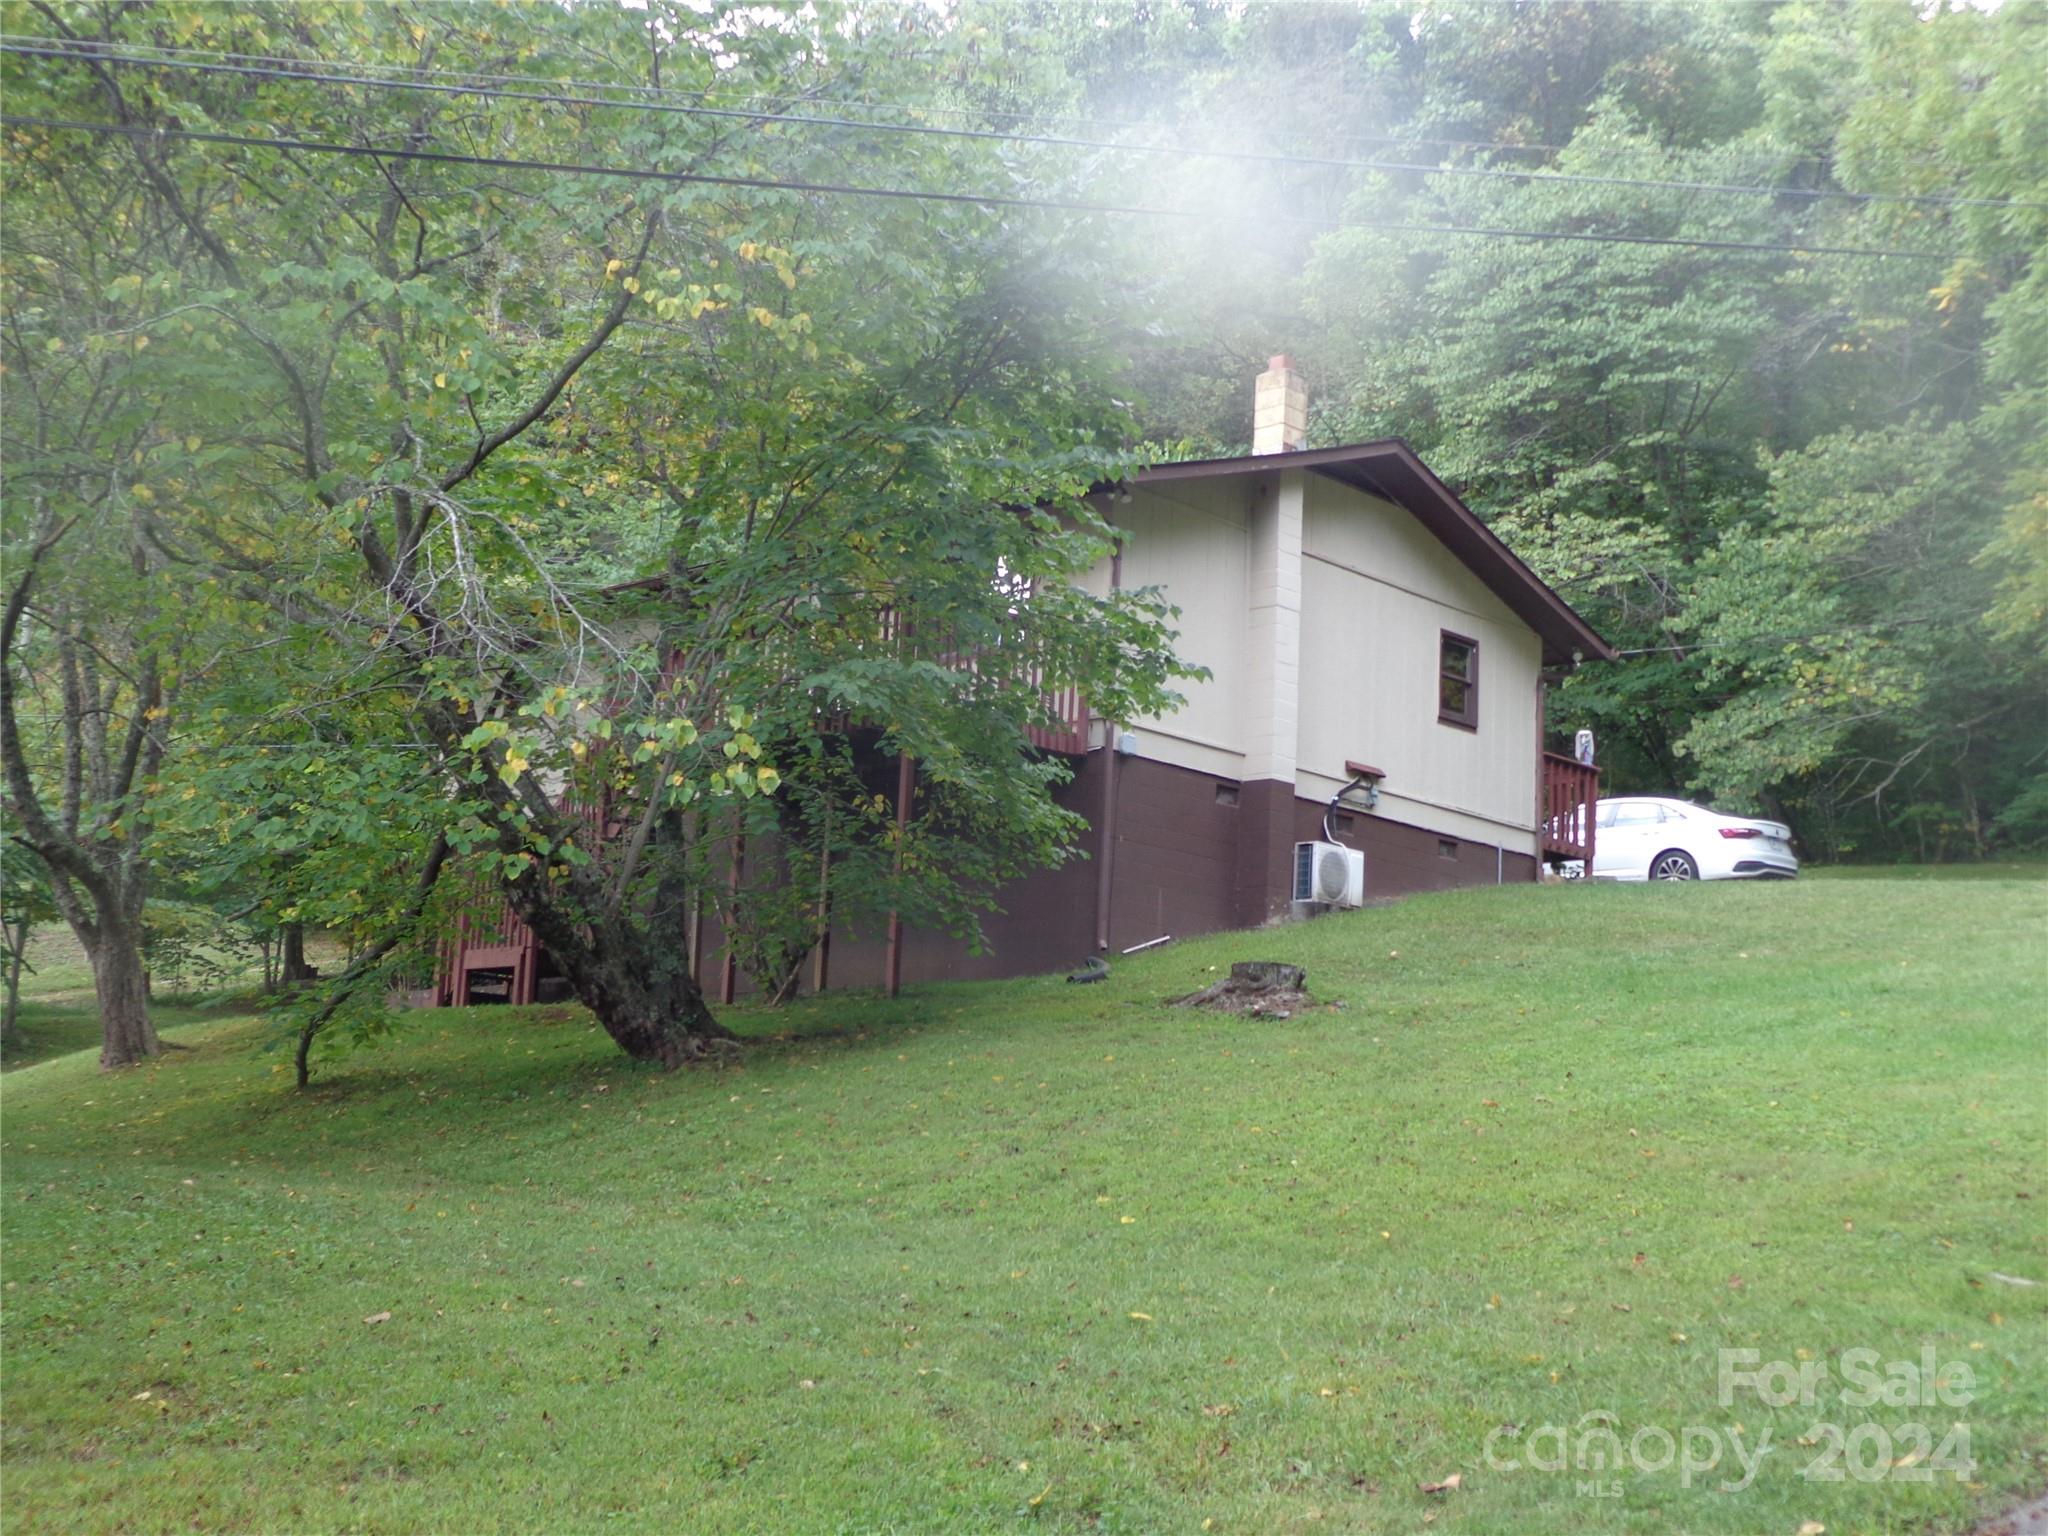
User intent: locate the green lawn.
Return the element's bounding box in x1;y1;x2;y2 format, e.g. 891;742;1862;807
3;874;2044;1534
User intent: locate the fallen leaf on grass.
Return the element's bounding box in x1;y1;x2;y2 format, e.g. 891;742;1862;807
1202;1404;1234;1417
362;1311;392;1325
1420;1473;1462;1494
1796;1523;1825;1535
1128;1311;1153;1321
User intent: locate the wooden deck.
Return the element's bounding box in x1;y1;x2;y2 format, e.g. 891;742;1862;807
1540;751;1600;869
432;683;1089;1008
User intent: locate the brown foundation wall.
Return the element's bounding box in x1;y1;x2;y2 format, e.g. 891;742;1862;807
1293;795;1538;898
691;751;1537;999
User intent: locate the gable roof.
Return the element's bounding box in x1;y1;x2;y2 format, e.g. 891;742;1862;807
1132;440;1616;667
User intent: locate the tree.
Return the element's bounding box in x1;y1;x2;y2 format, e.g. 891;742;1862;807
4;0;1190;1068
1091;0;2045;851
0;841;55;1045
0;161;188;1067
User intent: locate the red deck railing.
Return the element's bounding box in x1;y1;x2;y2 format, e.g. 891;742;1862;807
1026;678;1088;754
1540;751;1600;868
432;637;1089;1005
434;879;541;1007
434;799;612;1007
878;604;1089;757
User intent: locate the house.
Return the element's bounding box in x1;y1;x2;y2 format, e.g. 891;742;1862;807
436;359;1611;1006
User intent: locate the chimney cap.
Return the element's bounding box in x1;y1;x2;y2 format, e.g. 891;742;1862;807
1265;354;1296;373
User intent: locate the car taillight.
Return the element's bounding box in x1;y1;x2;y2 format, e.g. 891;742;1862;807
1717;827;1760;839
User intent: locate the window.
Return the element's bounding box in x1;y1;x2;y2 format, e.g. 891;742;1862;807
1437;838;1459;860
1609;802;1663;827
1438;631;1479;729
1214;783;1239;807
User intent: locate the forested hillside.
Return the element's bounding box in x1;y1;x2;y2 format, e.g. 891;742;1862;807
1035;0;2046;859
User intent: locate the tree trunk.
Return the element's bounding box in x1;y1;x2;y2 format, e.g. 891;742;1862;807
551;920;736;1066
91;922;160;1069
501;865;736;1068
578;965;734;1066
280;922;316;984
1;919;25;1044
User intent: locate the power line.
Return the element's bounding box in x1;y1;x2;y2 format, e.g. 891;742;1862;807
28;32;1981;180
0;32;1664;162
5;38;2033;213
5;38;2018;212
0;114;1958;262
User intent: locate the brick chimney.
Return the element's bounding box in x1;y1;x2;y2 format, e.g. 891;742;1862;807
1251;354;1308;455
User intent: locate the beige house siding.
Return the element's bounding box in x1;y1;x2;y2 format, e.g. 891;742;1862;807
1297;476;1542;851
1107;481;1251;778
1088;470;1548;852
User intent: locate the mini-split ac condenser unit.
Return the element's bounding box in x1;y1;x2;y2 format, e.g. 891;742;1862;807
1293;840;1365;908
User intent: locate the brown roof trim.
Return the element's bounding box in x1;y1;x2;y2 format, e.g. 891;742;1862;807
1130;441;1616;667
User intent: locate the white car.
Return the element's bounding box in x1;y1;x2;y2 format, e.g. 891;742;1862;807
1562;797;1799;881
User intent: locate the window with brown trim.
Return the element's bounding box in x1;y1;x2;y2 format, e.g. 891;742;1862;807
1438;631;1479;729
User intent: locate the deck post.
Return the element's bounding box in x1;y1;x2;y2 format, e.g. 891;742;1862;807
1534;675;1548;874
1093;737;1119;952
720;831;744;1006
452;913;472;1007
1584;765;1598;873
811;810;832;995
884;751;914;998
687;890;703;986
512;934;536;1006
1093;535;1122;949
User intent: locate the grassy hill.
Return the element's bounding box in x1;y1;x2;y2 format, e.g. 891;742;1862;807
3;873;2043;1534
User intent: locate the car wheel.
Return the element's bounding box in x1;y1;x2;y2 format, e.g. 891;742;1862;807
1649;849;1699;881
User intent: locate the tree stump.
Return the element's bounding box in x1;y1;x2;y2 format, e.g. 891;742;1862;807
1229;961;1305;990
1171;960;1309;1014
